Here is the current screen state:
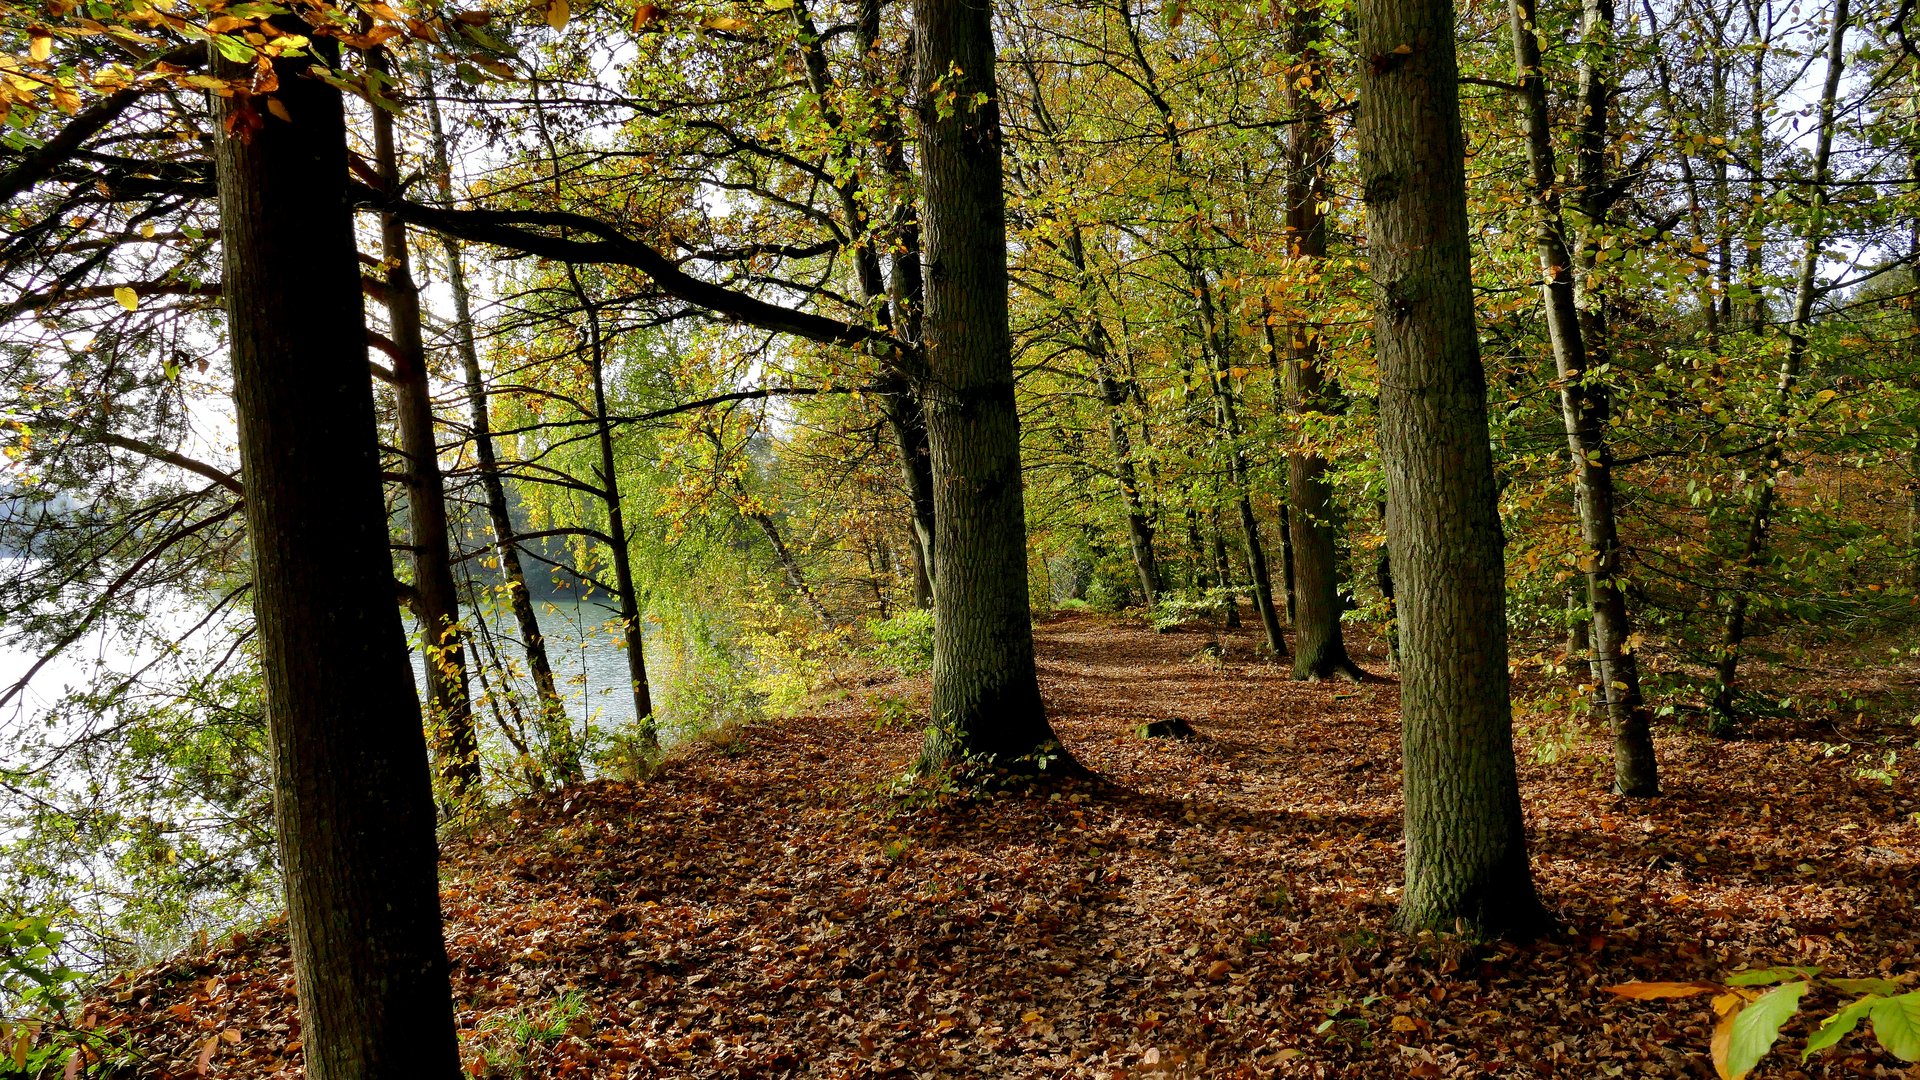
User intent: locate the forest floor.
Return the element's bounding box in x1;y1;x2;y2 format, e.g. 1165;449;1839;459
88;612;1920;1079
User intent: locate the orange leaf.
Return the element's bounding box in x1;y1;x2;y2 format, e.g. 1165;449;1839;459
1604;981;1723;1000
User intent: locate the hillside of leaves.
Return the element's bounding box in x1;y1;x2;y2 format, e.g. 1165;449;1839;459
75;614;1918;1079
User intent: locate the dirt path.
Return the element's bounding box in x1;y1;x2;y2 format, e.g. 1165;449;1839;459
95;614;1919;1079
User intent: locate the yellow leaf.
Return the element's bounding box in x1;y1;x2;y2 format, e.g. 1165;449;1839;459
1392;42;1413;53
1390;1014;1419;1033
546;0;570;30
1604;981;1722;1000
702;15;751;31
30;33;53;62
472;56;518;78
114;286;138;311
265;96;291;122
221;1028;241;1044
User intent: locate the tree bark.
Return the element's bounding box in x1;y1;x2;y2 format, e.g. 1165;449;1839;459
569;266;657;750
423;81;576;785
914;0;1073;771
1508;0;1657;795
1356;0;1546;937
1708;0;1847;729
210;33;459;1077
370;64;479;805
1277;13;1364;680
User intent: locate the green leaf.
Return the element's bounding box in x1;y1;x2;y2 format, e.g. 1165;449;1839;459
1724;981;1807;1079
1823;978;1904;996
1726;966;1820;987
1869;992;1920;1061
1804;996;1879;1060
210;33;257;62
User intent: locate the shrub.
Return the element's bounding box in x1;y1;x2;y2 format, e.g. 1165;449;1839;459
867;609;935;675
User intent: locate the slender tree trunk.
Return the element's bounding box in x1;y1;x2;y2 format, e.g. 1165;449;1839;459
914;0;1072;772
1356;0;1546;937
424;81;576;784
1709;0;1848;729
885;392;937;608
1210;511;1241;628
574;270;657;749
210;33;459;1076
1509;0;1657;795
370;66;479;805
743;500;836;628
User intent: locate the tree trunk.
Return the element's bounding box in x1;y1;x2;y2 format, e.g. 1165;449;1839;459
1356;0;1546;937
210;34;459;1076
1281;1;1363;682
424;81;576;785
568;267;657;750
1100;368;1162;606
1508;0;1657;795
1708;0;1848;730
914;0;1072;772
1209;511;1241;628
370;67;478;806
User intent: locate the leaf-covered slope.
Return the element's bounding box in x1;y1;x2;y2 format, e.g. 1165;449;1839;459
83;614;1918;1077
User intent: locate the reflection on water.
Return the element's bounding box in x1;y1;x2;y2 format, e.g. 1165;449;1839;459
411;597;658;738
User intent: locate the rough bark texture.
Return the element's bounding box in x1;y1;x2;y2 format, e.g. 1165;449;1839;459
1708;0;1848;729
371;83;478;805
1280;7;1362;682
914;0;1071;771
1355;0;1546;937
424;84;576;784
1509;0;1657;795
210;35;460;1078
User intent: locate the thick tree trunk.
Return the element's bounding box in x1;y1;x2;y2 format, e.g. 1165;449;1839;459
370;74;478;805
1708;0;1848;729
1509;0;1657;795
424;83;575;785
1356;0;1546;937
914;0;1072;772
210;35;459;1077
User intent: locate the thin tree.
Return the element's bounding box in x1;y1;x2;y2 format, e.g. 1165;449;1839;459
424;77;578;783
209;29;459;1074
1508;0;1657;794
1708;0;1850;727
369;57;479;803
1355;0;1547;936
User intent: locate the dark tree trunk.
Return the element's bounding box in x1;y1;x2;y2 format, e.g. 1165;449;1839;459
424;82;576;785
370;72;478;805
569;267;656;750
1209;512;1240;628
1355;0;1546;937
1508;0;1657;795
1278;20;1364;681
1100;368;1162;606
914;0;1072;771
210;35;460;1077
884;391;938;609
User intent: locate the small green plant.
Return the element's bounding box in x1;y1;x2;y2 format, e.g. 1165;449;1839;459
471;991;592;1078
867;692;919;732
866;609;935;675
1608;966;1920;1079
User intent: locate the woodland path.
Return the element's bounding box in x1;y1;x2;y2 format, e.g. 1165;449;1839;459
96;614;1919;1078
